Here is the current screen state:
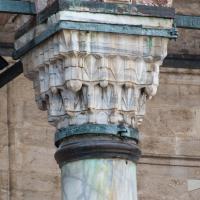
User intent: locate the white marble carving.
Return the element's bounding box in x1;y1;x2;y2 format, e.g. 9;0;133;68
22;30;168;128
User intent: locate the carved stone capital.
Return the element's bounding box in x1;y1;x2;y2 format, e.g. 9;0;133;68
14;0;175;131
22;29;168;128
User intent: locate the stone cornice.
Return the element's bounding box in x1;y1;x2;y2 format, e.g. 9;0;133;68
14;10;176;59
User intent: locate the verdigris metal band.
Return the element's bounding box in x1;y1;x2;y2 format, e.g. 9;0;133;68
55;124;139;147
175;15;200;30
55;135;141;167
13;20;177;59
0;0;36;15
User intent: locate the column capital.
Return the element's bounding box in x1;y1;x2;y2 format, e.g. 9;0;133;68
22;28;168;128
15;3;174;129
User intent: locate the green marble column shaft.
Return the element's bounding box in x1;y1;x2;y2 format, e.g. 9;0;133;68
61;159;137;200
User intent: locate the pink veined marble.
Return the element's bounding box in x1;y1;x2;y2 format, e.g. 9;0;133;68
104;0;173;7
46;0;173;7
136;0;173;6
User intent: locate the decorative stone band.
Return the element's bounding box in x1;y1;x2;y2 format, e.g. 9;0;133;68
55;124;139;147
14;4;176;58
13;20;177;59
55;135;141;167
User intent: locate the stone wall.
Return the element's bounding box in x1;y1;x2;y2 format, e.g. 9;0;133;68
0;85;9;200
138;68;200;200
0;76;60;200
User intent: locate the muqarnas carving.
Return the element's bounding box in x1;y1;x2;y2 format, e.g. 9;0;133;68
22;30;168;128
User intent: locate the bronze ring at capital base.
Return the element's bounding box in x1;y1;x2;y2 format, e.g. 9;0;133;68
54;135;141;167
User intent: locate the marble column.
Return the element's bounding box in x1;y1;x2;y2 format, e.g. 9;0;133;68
15;0;175;199
61;159;137;200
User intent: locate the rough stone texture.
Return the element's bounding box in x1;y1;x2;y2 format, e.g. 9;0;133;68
0;85;9;200
138;68;200;200
168;29;200;56
137;164;200;200
173;0;200;15
105;0;173;6
0;75;61;200
0;15;15;44
168;0;200;55
140;68;200;161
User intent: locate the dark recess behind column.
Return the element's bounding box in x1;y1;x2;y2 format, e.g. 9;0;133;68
163;54;200;69
0;61;23;88
0;56;8;70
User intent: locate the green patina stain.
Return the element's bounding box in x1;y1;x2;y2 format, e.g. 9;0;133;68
148;37;153;50
72;0;81;7
86;160;110;199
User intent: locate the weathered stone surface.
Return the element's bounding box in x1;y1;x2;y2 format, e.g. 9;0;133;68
173;0;200;16
140;68;200;157
105;0;173;6
0;86;9;200
168;29;200;56
137;164;200;200
138;68;200;199
0;75;61;200
22;30;168;128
